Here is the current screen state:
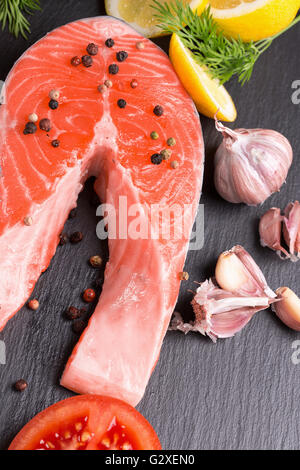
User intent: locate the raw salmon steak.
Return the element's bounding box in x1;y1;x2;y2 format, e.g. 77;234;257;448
0;17;204;405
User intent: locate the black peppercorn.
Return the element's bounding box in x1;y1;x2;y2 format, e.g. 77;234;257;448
116;51;128;62
59;233;68;245
105;38;114;48
51;139;60;148
86;43;98;56
151;153;163;165
49;99;59;110
39;118;52;132
117;99;126;109
14;379;28;392
73;320;86;334
65;306;82;320
108;63;119;75
71;56;81;66
153;105;164;116
82;55;93;67
23;122;37;135
70;231;83;244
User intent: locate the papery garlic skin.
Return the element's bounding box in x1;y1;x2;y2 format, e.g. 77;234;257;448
273;287;300;331
283;201;300;261
169;279;274;342
259;208;290;259
215;245;276;298
214;120;293;206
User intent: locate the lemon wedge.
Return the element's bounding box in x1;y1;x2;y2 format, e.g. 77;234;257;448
209;0;300;41
169;33;237;121
105;0;209;38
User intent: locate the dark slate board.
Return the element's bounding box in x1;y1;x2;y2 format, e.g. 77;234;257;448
0;0;299;451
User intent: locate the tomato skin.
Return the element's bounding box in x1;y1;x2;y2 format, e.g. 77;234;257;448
8;395;161;451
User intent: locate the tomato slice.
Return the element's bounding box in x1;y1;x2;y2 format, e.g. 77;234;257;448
8;395;161;450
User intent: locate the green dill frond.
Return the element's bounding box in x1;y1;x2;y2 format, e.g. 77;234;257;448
0;0;41;39
152;0;300;85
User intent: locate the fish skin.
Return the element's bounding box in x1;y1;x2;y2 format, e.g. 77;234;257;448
0;17;204;405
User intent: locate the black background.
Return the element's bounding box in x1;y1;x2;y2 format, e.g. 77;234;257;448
0;0;299;450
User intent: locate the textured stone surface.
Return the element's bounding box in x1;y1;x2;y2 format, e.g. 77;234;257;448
0;0;299;451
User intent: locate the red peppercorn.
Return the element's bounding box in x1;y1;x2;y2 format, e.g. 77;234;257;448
39;118;52;132
130;79;138;89
83;288;96;303
14;379;28;392
28;299;39;310
71;56;81;66
70;231;83;243
65;306;81;320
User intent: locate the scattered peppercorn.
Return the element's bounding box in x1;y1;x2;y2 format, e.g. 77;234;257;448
39;118;51;132
83;288;96;303
117;99;126;109
130;79;138;89
49;89;60;100
116;51;128;62
14;379;28;392
72;320;86;334
136;41;145;50
65;306;81;320
89;255;102;268
49;99;59;110
167;137;176;147
28;113;38;123
104;79;113;88
82;55;93;67
151;153;163;165
153;105;164;116
160;149;171;161
86;43;98;56
97;84;107;93
71;56;81;66
51;139;60;148
171;160;179;169
179;271;189;281
24;216;33;226
68;208;77;219
59;233;68;245
28;299;39;310
70;231;83;244
109;63;119;75
105;38;114;48
150;131;159;140
23;122;37;135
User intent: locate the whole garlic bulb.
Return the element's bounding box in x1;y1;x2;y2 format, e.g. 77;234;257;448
214;119;293;206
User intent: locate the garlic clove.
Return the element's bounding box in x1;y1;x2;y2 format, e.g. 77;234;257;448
215;251;249;293
273;287;300;331
259;207;290;259
193;279;272;342
169;279;275;342
215;245;276;298
283;201;300;261
214;118;293;206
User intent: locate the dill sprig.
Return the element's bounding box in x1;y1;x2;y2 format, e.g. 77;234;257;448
0;0;41;38
152;0;300;85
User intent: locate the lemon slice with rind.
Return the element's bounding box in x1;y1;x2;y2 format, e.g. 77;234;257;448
209;0;300;41
105;0;209;38
169;33;237;121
